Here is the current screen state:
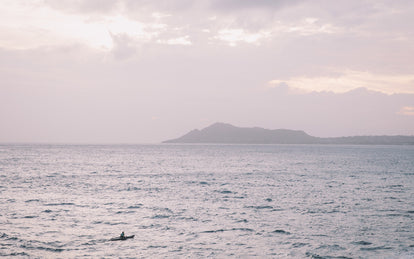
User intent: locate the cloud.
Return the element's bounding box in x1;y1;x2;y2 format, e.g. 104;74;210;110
250;85;414;137
212;29;271;46
398;106;414;116
44;0;199;15
109;33;139;60
3;0;413;53
210;0;304;11
268;70;414;94
0;1;181;51
0;1;116;50
283;18;340;36
157;35;192;45
43;0;303;15
44;0;120;14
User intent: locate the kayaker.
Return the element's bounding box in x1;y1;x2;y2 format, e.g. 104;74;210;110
120;231;125;238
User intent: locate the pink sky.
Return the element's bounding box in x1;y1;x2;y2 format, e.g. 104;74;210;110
0;0;413;143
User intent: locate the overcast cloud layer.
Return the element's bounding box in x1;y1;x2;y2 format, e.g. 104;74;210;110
0;0;413;143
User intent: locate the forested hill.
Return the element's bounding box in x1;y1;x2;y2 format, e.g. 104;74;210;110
163;123;414;145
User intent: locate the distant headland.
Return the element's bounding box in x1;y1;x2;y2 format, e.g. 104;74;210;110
163;122;414;145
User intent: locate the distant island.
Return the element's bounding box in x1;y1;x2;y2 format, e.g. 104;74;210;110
163;123;414;145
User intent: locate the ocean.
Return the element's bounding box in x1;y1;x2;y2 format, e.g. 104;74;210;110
0;144;413;258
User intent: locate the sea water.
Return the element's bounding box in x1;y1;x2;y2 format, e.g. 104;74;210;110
0;144;413;258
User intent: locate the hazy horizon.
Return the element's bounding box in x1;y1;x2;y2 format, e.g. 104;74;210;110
1;0;414;144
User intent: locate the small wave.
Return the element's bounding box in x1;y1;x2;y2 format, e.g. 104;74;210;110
316;244;346;251
386;213;404;217
177;216;198;221
272;229;291;235
139;224;163;229
83;238;107;245
305;252;352;259
25;199;40;203
82;241;96;246
3;252;30;256
152;207;173;213
20;243;64;253
148;245;167;249
22;215;37;219
151;214;170;219
104;222;127;225
44;202;75;206
245;205;273;210
217;190;232;194
127;187;141;191
385;196;398;200
272;208;284;212
0;233;16;240
201;228;254;234
202;229;225;233
116;210;135;214
292;242;308;248
2;234;65;254
232;228;254;232
127;204;143;209
352;240;372;245
360;246;392;251
387;184;404;188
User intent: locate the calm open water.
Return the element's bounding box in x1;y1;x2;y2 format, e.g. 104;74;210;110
0;144;413;258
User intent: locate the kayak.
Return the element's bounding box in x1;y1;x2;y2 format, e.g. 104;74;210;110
110;235;135;241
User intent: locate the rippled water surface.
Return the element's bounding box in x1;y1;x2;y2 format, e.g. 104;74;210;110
0;144;413;258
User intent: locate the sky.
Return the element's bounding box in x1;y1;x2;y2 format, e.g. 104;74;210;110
0;0;413;143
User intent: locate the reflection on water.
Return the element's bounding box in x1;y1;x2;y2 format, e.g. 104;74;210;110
0;144;413;258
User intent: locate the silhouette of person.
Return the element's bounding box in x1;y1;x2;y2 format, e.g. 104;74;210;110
120;231;125;239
